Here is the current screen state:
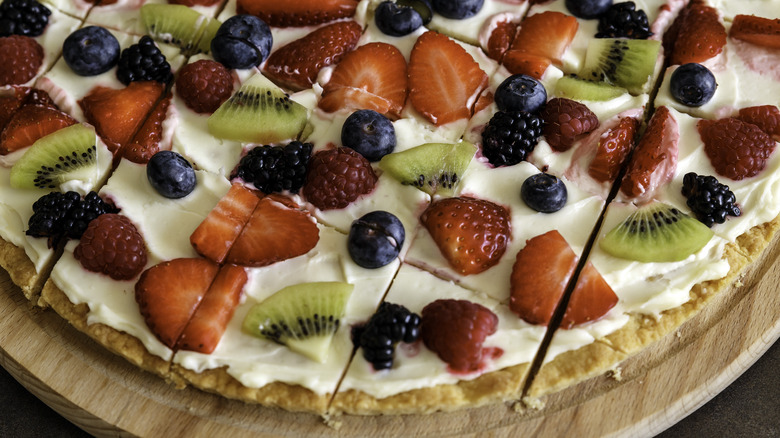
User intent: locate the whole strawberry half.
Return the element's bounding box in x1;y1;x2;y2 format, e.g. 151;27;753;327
0;35;44;86
420;197;511;276
541;97;600;152
236;0;358;27
0;104;76;155
588;117;638;183
302;147;378;211
421;299;499;373
664;1;726;65
502;10;578;79
698;117;775;181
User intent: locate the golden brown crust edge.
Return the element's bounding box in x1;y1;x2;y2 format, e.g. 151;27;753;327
0;237;47;301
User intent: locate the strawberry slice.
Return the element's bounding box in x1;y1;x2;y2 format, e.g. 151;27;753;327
226;194;319;267
420;197;511;276
408;31;489;126
730;15;780;49
509;230;577;325
123;92;171;164
664;1;726;65
486;20;518;62
176;264;247;354
508;11;578;65
620;106;679;203
191;183;262;264
588;117;638;183
236;0;358;27
263;20;362;91
560;261;617;329
0;105;77;154
318;42;408;118
135;258;220;349
80;81;164;155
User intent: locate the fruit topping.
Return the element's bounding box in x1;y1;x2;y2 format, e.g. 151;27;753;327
208;73;308;144
698;117;775;181
620;106;678;201
0;35;43;85
146;150;196;199
263;20;362;91
135;258;220;349
481;110;542;167
347;210;405;269
596;1;652;39
729;14;780;49
588;116;637;183
374;0;423;37
116;36;173;85
432;0;483;20
600;201;714;262
302;147;378;211
26;191;117;247
420;197;511;276
0;0;50;37
176;59;234;114
10;124;100;190
738;105;780;139
242;282;353;363
341;109;396;162
554;75;626;102
581;38;661;95
234;141;313;194
485;19;517;62
420;299;498;373
236;0;358;28
501;52;551;81
319;42;408;118
378;141;476;196
561;261;617;329
0;104;76;155
681;172;741;227
141;4;221;55
669;63;717;107
540;97;599;152
566;0;612;20
521;173;567;213
123;93;171;164
211;14;273;70
502;11;578;79
74;213;147;281
353;302;420;371
63;26;120;77
408;30;489;126
494;74;547;114
663;1;726;66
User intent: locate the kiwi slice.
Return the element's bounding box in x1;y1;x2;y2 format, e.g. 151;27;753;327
208;73;309;144
10;124;99;190
378;142;476;196
242;282;354;363
194;16;222;55
600;202;714;263
580;38;661;95
141;4;219;55
554;75;627;101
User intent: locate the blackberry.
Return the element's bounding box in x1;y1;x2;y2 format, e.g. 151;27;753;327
116;36;173;85
596;2;653;39
26;191;118;246
235;141;313;194
681;172;741;227
0;0;51;37
481;110;542;167
354;302;421;370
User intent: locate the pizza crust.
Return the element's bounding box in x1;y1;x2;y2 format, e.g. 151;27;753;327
0;237;49;302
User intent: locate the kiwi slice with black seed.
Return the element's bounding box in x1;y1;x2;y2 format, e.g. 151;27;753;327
208;73;309;144
141;4;219;55
10;124;100;190
600;202;714;262
378;141;476;196
194;16;222;55
580;38;661;95
242;282;353;363
555;75;627;101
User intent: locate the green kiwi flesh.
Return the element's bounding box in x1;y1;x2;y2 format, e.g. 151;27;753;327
10;124;99;190
555;75;627;101
242;282;353;363
208;73;309;144
600;202;714;263
580;38;661;95
194;16;222;55
141;4;208;54
378;141;476;196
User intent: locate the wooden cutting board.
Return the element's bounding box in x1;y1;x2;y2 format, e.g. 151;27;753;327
1;230;779;438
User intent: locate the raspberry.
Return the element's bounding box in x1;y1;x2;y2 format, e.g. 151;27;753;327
176;59;234;114
302;147;378;210
74;214;147;281
698;117;775;181
481;110;542;167
0;35;43;85
353;302;421;370
0;0;51;37
116;36;173;85
540;97;599;152
738;105;780;138
420;299;498;373
682;172;741;227
234;141;312;194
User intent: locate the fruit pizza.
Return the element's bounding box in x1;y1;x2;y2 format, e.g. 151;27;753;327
0;0;779;420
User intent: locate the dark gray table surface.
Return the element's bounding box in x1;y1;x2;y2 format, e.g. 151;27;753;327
0;340;777;437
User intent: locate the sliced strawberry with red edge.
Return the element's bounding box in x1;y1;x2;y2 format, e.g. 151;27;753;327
664;1;726;65
738;105;780;138
588;117;638;183
730;15;780;49
318;42;408;118
486;20;518;62
501;52;552;80
123;92;171;164
508;11;578;65
560;261;617;329
236;0;358;27
0;105;77;154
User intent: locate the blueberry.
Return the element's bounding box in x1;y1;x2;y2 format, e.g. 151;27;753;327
431;0;483;19
341;109;396;161
521;173;567;213
397;0;433;25
62;26;120;76
375;1;424;37
348;211;405;269
211;15;272;70
669;63;717;107
495;74;547;114
565;0;613;19
147;151;197;199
